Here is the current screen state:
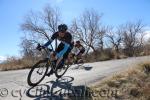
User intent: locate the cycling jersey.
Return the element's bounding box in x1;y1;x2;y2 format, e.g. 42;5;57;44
43;31;73;59
44;32;72;47
72;44;85;56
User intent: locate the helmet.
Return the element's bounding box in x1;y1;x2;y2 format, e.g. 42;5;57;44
76;41;80;44
75;41;81;47
58;24;68;32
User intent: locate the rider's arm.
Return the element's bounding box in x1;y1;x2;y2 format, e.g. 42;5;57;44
43;32;58;47
43;39;53;47
76;45;85;56
65;32;72;45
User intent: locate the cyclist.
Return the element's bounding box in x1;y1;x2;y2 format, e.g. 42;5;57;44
37;24;73;71
68;40;85;64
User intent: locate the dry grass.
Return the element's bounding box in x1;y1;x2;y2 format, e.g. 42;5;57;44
0;57;37;71
85;49;115;62
89;62;150;100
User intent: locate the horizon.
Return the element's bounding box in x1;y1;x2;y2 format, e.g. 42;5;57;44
0;0;150;59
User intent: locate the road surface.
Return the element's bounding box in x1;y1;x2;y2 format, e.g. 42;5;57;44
0;56;150;100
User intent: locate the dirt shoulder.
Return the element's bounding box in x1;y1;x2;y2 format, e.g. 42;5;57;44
87;62;150;100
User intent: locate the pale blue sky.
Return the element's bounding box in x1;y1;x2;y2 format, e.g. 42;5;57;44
0;0;150;58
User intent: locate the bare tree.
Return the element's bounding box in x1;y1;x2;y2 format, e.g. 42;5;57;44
70;9;104;54
97;26;107;51
21;5;61;45
106;27;122;58
20;5;61;57
121;20;145;56
144;37;150;55
20;37;35;59
19;36;45;66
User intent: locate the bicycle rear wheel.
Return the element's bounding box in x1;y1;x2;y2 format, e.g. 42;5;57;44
27;59;49;86
76;59;84;67
55;60;70;79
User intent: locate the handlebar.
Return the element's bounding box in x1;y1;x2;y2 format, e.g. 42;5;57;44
36;43;53;54
26;40;54;58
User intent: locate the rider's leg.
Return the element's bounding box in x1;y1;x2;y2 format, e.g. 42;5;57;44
76;49;85;63
64;49;74;65
49;43;64;61
46;43;64;76
56;42;70;68
50;52;57;61
65;53;75;64
77;53;84;63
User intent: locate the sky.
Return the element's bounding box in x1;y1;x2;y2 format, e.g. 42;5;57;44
0;0;150;60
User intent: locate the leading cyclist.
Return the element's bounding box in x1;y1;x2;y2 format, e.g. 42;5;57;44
37;24;73;71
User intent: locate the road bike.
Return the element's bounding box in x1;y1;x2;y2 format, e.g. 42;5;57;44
27;43;71;87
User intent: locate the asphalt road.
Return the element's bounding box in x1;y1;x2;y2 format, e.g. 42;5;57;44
0;56;150;100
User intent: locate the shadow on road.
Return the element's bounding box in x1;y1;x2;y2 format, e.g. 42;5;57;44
71;64;93;71
26;76;92;100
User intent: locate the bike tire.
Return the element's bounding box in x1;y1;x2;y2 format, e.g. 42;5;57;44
55;62;70;79
27;59;49;87
76;59;84;67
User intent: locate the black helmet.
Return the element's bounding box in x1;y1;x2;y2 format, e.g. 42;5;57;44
76;41;80;44
75;40;81;47
58;24;68;32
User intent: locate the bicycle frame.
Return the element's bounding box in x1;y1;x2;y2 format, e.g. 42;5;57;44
41;44;57;71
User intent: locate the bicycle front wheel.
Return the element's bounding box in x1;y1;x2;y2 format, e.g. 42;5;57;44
27;59;49;86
